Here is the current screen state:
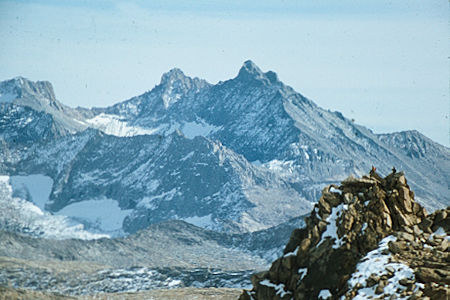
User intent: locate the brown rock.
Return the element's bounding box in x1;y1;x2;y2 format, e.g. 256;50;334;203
299;238;311;252
366;274;380;287
434;210;447;224
415;268;442;283
251;271;268;288
395;232;414;242
319;196;331;214
398;187;413;213
389;241;406;254
375;280;386;294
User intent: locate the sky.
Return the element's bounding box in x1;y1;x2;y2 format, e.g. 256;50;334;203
0;0;448;146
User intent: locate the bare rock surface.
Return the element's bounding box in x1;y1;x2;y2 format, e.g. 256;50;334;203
241;170;449;300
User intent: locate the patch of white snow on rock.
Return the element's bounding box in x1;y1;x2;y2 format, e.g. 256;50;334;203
319;289;332;299
317;203;347;249
345;235;419;300
259;279;292;298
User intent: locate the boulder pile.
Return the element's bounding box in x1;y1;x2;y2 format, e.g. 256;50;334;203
240;170;449;299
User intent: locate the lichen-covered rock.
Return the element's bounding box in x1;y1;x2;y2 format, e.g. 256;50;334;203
240;170;449;300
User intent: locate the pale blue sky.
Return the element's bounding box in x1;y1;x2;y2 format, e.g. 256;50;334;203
0;0;448;146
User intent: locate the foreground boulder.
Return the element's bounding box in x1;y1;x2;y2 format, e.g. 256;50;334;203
240;170;449;299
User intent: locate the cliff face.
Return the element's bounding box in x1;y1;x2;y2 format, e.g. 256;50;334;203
240;170;449;300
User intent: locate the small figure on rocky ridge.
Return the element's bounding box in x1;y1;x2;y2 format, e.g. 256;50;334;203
369;165;383;182
370;165;377;176
392;166;396;174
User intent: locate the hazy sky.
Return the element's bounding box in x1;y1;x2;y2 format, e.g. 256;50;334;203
0;0;448;146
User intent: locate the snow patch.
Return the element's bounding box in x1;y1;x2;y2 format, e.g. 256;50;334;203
298;268;307;281
167;279;182;287
430;227;449;241
180;151;195;161
10;174;53;210
0;176;107;240
346;236;418;299
319;289;332;299
181;120;221;139
181;214;215;229
361;223;368;233
56;198;132;234
283;246;299;257
317;203;347;249
86;113;157;137
259;280;292;298
251;160;262;166
137;189;177;209
329;186;342;194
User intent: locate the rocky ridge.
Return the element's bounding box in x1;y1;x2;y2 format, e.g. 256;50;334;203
240;171;449;300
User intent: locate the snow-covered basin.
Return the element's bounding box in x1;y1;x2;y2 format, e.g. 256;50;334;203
56;198;132;234
0;175;107;239
10;174;53;210
7;174;132;237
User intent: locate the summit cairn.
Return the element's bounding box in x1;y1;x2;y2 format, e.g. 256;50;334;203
240;170;449;300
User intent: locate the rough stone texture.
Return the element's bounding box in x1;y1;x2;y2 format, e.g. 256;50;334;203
240;170;449;300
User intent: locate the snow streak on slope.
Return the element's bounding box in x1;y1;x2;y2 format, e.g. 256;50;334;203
0;176;107;240
85;113;221;140
85;113;157;137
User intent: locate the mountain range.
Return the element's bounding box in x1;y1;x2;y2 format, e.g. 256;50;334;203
0;60;448;237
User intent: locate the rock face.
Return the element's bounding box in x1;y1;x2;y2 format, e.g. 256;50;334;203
240;171;449;300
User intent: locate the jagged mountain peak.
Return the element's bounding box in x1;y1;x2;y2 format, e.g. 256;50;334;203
239;60;263;75
236;60;281;86
241;170;449;299
160;67;188;85
156;67;210;108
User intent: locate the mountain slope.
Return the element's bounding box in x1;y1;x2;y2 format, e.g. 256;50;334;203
1;128;310;234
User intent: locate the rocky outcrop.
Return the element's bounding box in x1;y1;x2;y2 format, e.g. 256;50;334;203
240;170;449;300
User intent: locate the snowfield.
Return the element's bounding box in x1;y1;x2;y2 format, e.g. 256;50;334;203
0;175;108;239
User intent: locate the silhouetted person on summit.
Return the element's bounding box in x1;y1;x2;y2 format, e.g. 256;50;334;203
369;165;383;181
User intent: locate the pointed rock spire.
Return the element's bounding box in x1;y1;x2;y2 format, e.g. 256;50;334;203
237;60;266;80
160;68;189;86
157;68;209;108
236;60;282;87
